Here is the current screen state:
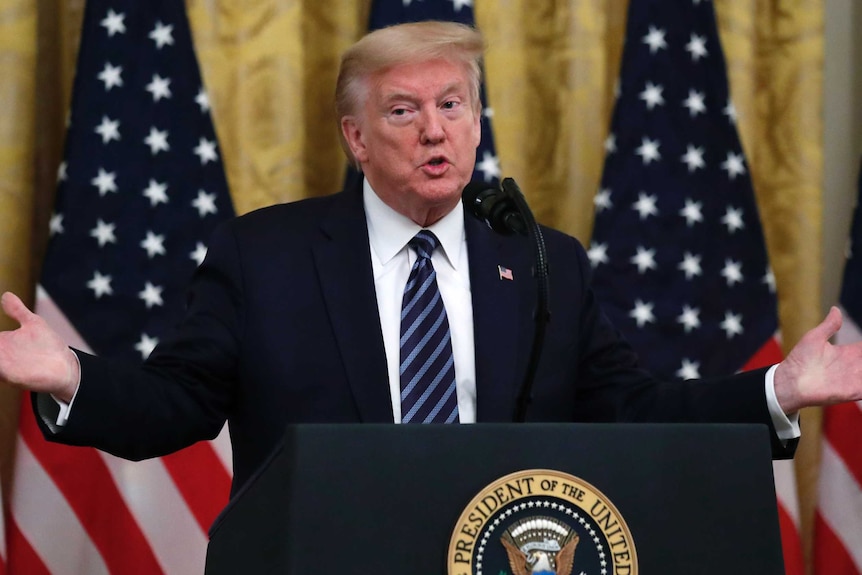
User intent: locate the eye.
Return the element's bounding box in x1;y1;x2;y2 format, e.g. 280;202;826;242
442;100;458;110
392;108;407;116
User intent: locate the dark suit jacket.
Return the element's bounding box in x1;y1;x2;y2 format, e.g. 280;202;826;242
37;183;795;495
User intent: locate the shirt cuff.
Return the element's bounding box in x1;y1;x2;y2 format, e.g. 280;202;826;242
765;364;800;441
50;350;82;427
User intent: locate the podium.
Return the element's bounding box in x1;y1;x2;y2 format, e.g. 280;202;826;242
205;423;785;574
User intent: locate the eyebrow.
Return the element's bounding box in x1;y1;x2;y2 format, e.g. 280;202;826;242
380;81;466;105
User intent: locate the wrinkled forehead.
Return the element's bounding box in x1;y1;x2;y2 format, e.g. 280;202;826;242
377;61;471;95
359;58;480;112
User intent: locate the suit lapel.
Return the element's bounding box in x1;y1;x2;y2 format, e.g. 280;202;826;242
313;185;393;423
466;214;531;422
311;187;532;424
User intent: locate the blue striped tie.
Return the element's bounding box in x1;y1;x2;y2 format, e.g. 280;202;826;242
400;230;459;424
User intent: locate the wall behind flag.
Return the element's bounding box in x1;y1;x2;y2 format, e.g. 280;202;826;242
0;0;830;572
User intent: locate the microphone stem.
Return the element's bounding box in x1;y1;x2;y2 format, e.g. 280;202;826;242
502;178;550;423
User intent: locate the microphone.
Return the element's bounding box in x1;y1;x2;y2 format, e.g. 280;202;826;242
462;177;550;423
462;181;527;235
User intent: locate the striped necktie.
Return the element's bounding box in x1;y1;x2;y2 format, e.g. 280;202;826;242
399;230;459;423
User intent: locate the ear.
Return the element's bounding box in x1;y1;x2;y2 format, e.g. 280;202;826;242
471;106;482;149
341;116;369;164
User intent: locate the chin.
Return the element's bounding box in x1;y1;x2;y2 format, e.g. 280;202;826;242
419;190;461;212
418;179;466;203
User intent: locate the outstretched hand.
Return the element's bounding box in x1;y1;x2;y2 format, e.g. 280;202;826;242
0;292;78;402
774;306;862;414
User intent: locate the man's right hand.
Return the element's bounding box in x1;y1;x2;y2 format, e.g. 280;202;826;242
0;292;79;403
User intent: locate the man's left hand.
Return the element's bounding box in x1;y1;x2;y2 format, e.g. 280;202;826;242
774;306;862;414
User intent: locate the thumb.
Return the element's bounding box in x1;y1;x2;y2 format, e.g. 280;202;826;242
0;292;36;326
808;306;843;342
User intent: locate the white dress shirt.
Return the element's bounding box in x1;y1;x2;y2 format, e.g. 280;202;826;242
364;180;477;423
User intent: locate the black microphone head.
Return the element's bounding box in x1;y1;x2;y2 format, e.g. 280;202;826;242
462;181;497;210
462;180;525;235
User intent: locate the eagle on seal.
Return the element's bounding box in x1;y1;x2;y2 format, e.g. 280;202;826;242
500;516;580;575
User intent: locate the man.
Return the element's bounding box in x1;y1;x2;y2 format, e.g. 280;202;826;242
0;21;858;496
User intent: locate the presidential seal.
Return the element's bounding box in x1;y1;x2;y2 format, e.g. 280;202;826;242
448;470;637;575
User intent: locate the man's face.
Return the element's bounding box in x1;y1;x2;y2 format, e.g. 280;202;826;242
341;58;482;227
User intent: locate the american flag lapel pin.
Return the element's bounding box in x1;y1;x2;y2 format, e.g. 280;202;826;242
498;265;514;281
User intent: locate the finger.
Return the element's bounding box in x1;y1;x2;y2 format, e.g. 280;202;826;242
0;292;36;326
808;306;843;342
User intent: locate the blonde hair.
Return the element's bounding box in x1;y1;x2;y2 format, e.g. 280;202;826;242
336;21;485;165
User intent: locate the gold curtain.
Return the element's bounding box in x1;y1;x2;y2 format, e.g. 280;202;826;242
0;0;823;571
0;0;37;508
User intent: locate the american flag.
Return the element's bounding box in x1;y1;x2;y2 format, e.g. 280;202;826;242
587;1;803;574
0;493;5;575
367;0;501;186
814;160;862;574
8;0;234;573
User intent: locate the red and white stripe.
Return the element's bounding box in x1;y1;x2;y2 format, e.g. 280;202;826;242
743;335;805;575
0;474;7;575
814;307;862;574
7;288;232;574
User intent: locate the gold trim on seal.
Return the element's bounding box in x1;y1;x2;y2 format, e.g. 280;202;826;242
448;469;637;575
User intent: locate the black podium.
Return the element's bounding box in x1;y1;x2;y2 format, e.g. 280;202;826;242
205;423;785;574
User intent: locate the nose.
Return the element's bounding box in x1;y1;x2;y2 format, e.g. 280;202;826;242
419;107;445;145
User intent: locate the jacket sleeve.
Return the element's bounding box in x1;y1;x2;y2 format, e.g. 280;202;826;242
33;220;243;460
562;234;796;459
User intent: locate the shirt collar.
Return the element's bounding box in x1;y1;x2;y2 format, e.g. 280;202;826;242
363;178;465;270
